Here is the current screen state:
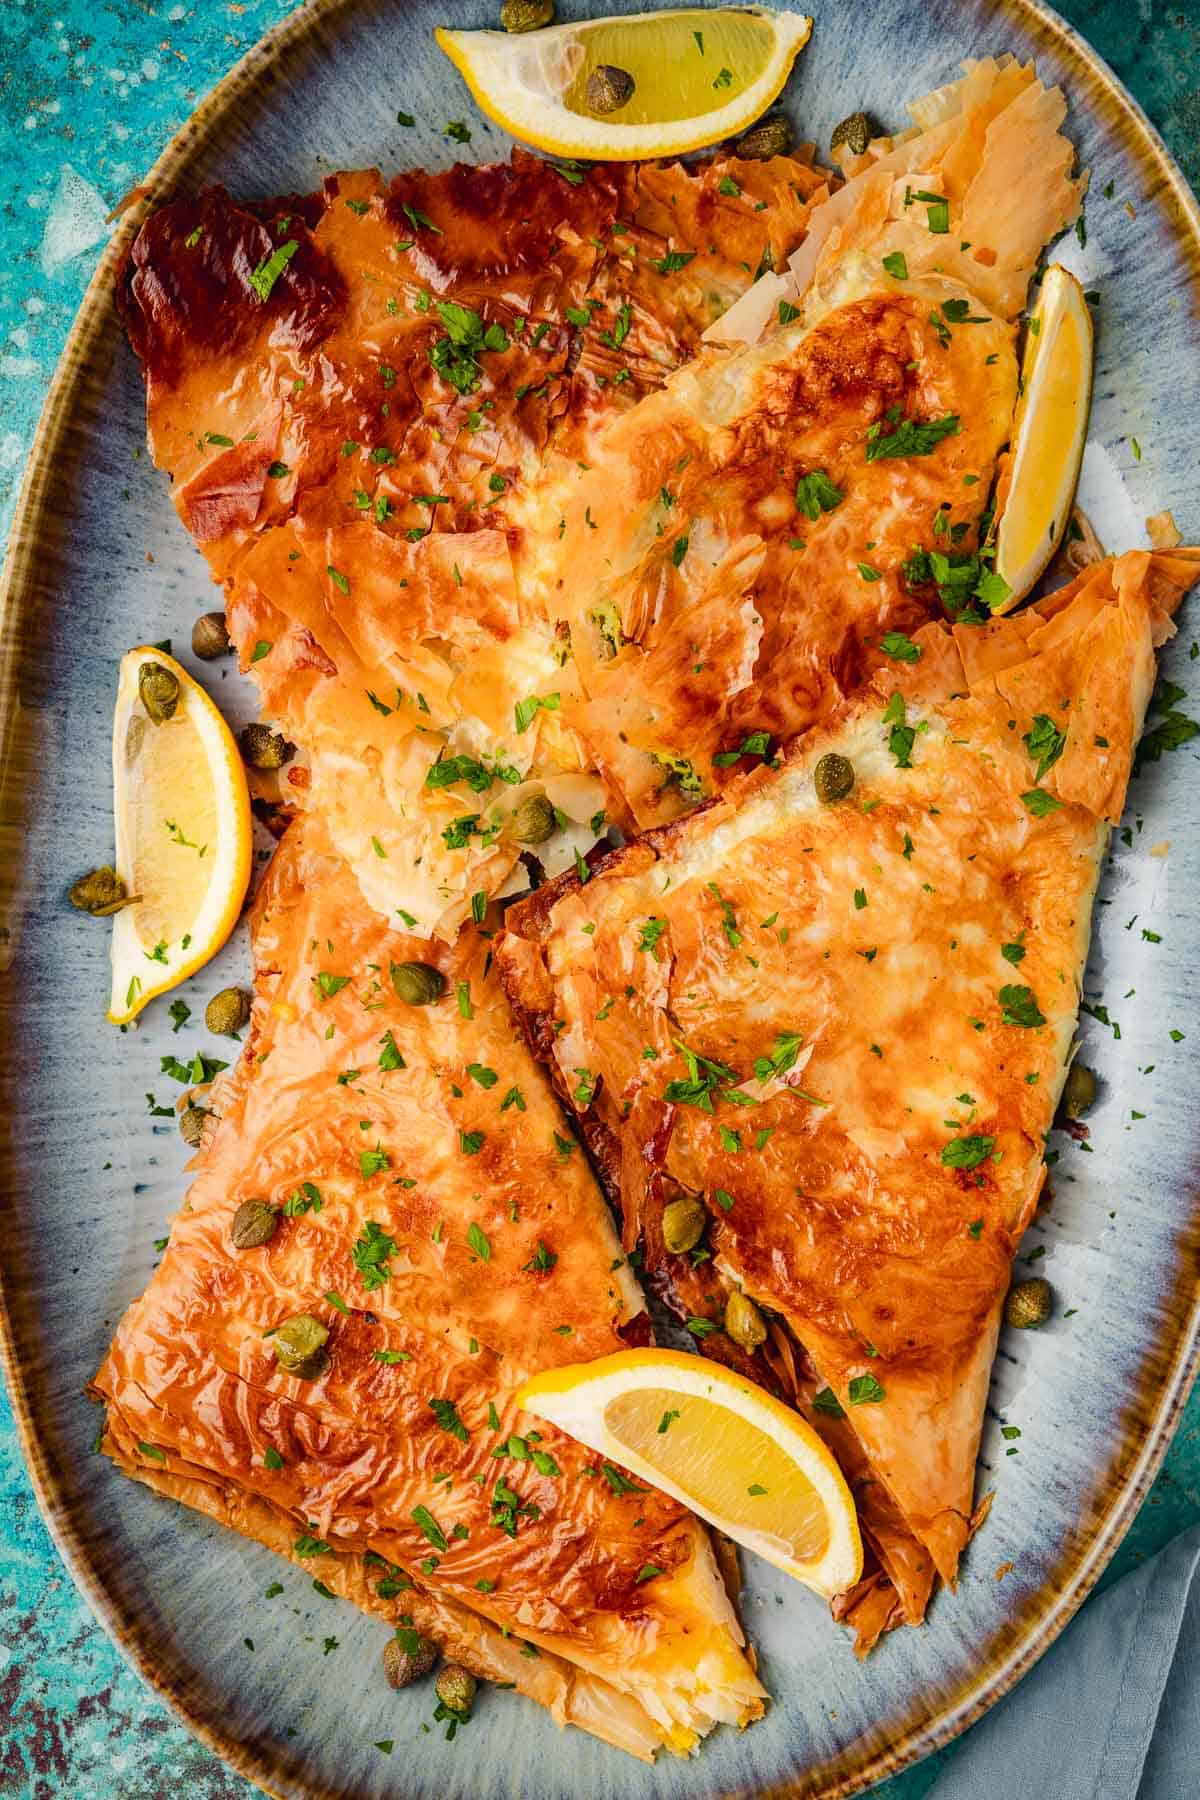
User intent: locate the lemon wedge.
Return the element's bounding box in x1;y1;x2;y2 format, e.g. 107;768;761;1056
435;7;812;162
516;1347;862;1597
107;647;252;1024
992;264;1094;610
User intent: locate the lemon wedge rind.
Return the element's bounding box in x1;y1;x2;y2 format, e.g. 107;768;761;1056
107;646;252;1025
435;8;813;162
516;1346;862;1598
992;264;1094;611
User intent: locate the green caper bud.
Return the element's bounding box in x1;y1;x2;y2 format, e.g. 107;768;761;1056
206;986;252;1036
273;1312;329;1377
231;1198;278;1249
391;960;446;1006
1005;1276;1053;1330
500;0;553;31
508;794;556;845
724;1289;768;1351
734;116;791;161
179;1104;209;1148
239;722;295;770
662;1194;707;1255
1061;1061;1098;1121
586;64;635;114
814;752;855;804
435;1664;477;1716
139;660;181;724
384;1630;439;1689
68;865;137;917
830;110;876;158
192;611;232;660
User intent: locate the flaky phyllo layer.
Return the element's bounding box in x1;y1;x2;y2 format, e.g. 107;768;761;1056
498;548;1200;1640
92;822;764;1759
103;47;1199;1755
118;58;1082;930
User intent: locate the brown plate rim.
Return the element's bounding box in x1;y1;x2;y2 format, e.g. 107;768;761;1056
1;1;1198;1796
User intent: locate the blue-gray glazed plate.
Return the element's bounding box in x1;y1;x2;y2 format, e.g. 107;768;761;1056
1;1;1198;1795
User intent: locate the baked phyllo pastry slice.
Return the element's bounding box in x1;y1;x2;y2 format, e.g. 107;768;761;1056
531;56;1087;829
90;818;764;1759
497;547;1200;1611
116;148;827;933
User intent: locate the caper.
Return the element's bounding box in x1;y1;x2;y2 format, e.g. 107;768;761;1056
139;660;180;724
500;0;553;31
231;1198;278;1250
814;752;855;804
192;611;232;660
1061;1061;1098;1121
179;1104;209;1148
508;794;556;845
68;865;137;917
662;1194;707;1255
586;64;635;114
391;961;446;1006
206;986;252;1036
1005;1276;1053;1330
435;1663;477;1716
273;1312;329;1378
725;1289;768;1351
384;1630;438;1689
830;110;876;158
239;722;295;770
734;116;791;161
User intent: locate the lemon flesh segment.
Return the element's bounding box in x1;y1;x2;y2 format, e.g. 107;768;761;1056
516;1348;862;1597
108;648;252;1024
993;265;1093;610
435;8;812;161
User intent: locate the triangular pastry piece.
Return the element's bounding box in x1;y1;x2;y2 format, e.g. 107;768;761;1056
498;548;1200;1596
92;818;763;1758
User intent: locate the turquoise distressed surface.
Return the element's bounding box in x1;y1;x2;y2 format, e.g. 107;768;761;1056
1;2;1198;1795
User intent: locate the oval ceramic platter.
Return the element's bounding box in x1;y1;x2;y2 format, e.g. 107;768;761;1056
1;0;1198;1796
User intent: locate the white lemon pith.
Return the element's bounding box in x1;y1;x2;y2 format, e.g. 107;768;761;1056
993;264;1094;608
435;8;812;161
516;1348;862;1597
107;647;252;1023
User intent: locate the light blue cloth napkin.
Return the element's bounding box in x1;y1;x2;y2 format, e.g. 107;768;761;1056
925;1524;1200;1799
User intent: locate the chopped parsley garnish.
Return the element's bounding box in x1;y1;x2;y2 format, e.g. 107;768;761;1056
359;1145;391;1179
1022;789;1063;817
378;1030;405;1071
467;1221;491;1260
352;1220;398;1290
412;1505;448;1551
847;1373;886;1405
812;1386;846;1419
794;468;844;521
315;972;350;1000
427;299;505;394
879;630;922;663
284;1181;323;1216
999;984;1046;1029
651;250;696;275
514;692;560;733
429;1398;469;1442
600;1462;648;1497
881;250;908;279
883;691;919;768
713;729;771;768
1023;713;1067;782
942;1134;995;1169
865;413;960;463
248;239;298;302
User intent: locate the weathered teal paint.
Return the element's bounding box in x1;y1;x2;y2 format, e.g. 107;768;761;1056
0;2;1197;1793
